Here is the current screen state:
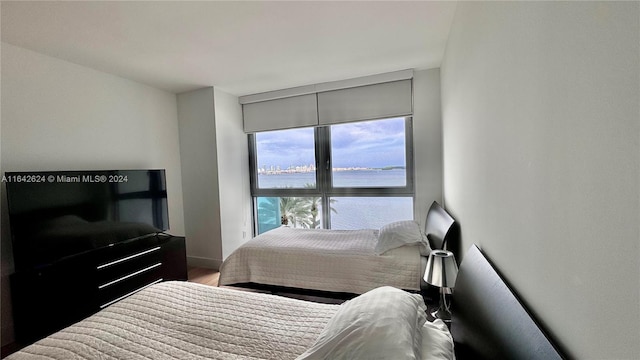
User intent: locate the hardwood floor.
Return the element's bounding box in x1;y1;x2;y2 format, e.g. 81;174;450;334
187;267;220;286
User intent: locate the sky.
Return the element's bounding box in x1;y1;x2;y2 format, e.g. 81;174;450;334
255;117;406;169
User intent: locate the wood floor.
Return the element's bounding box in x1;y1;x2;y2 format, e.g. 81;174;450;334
187;267;220;287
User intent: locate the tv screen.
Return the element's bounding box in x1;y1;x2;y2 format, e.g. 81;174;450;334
6;169;169;271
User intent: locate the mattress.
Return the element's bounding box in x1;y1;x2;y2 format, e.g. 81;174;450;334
7;281;340;360
218;226;422;294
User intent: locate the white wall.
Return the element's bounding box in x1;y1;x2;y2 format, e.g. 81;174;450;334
177;87;252;266
412;69;443;225
213;88;252;259
441;2;639;359
177;87;223;268
0;43;185;345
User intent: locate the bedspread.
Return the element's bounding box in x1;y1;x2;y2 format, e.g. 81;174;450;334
7;281;340;360
219;226;422;294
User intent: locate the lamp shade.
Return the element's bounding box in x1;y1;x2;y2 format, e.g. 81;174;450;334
424;250;458;289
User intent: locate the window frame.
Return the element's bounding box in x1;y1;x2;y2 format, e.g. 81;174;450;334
249;117;415;232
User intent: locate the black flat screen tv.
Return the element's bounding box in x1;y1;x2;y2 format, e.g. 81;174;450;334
5;169;169;271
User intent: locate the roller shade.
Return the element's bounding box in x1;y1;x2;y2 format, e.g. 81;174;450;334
241;71;413;133
242;94;318;133
317;80;412;125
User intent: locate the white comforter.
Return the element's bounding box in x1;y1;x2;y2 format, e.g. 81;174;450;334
8;282;455;360
7;281;339;360
219;226;422;294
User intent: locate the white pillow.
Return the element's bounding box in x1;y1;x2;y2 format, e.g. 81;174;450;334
421;319;456;360
296;286;427;360
375;220;431;255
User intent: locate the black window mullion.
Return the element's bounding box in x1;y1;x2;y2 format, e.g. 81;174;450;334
252;188;321;198
404;117;415;193
317;126;332;229
327;188;413;197
248;133;259;234
247;133;259;194
313;127;323;193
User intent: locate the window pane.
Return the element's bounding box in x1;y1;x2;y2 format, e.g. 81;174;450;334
255;196;323;235
255;128;316;189
329;197;413;230
330;118;406;188
255;197;281;234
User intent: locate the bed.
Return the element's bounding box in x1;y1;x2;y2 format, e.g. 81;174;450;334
451;244;565;359
7;243;564;360
6;282;454;360
219;201;456;296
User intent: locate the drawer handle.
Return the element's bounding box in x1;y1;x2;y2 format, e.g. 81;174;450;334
97;247;161;270
99;278;163;309
98;263;162;289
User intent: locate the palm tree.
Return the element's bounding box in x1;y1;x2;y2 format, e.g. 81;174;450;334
302;183;337;229
271;184;339;230
257;194;335;233
279;196;313;228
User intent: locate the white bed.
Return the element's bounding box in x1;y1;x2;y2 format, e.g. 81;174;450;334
218;221;430;295
7;281;455;360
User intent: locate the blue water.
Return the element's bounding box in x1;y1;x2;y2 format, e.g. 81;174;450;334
258;169;406;188
257;170;413;231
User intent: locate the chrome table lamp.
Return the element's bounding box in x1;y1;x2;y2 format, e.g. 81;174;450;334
423;249;458;322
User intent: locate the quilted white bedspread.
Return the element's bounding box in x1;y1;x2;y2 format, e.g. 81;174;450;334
219;226;422;294
7;281;339;360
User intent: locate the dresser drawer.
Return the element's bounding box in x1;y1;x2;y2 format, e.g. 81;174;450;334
96;246;162;284
96;244;165;308
97;261;163;308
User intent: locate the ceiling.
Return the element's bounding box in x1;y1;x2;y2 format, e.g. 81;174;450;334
1;1;457;96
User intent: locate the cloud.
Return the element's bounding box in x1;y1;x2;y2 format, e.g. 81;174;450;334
331;118;405;151
255;117;406;168
256;128;316;168
331;118;406;168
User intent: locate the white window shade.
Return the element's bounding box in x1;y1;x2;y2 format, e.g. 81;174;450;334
243;94;318;133
317;80;412;125
241;72;413;132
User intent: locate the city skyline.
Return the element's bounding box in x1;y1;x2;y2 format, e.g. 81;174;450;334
256;163;404;175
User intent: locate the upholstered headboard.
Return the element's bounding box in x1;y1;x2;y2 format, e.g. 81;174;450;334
451;245;565;359
424;201;456;250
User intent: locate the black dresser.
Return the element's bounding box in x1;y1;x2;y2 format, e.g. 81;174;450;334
10;233;187;344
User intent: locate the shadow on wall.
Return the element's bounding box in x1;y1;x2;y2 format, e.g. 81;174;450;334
444;222;461;266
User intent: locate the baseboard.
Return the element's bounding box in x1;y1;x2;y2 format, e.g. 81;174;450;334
186;256;221;270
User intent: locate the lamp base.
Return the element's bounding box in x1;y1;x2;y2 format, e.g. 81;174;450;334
431;288;453;322
431;306;452;323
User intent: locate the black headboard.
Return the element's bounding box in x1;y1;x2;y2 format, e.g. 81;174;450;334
424;201;456;250
451;245;564;359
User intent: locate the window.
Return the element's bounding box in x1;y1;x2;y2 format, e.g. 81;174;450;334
250;117;414;234
330;118;408;188
255;196;324;233
255;127;316;189
330;197;413;230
